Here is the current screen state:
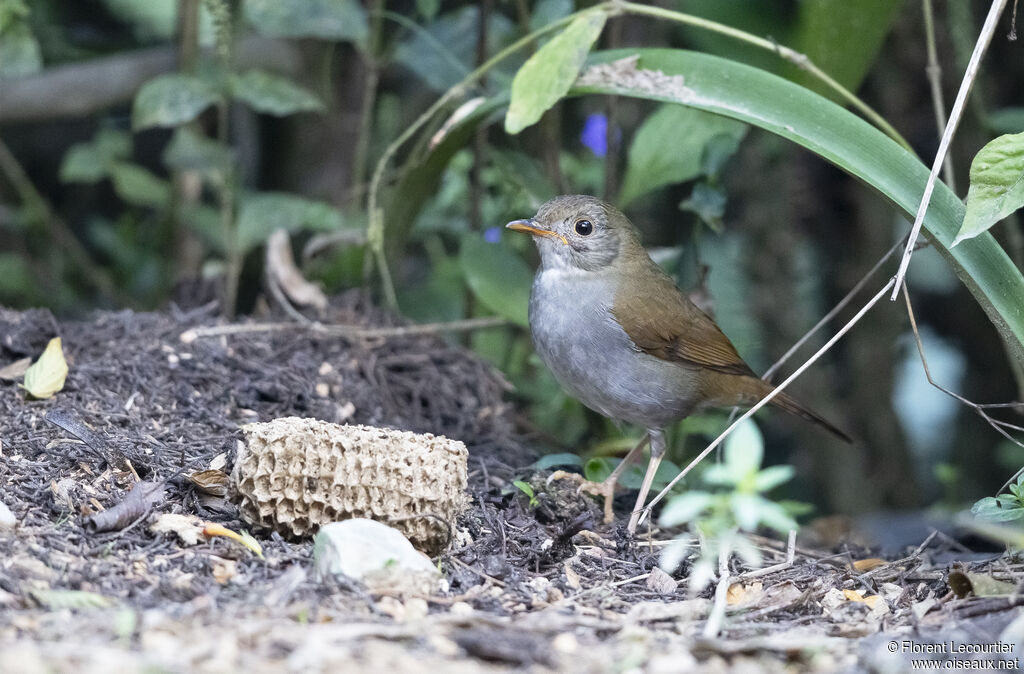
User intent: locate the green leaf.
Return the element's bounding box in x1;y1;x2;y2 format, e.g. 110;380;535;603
59;130;132;184
532;453;584;470
244;0;367;44
393;7;515;93
571;48;1024;366
988;108;1024;135
972;495;1024;522
731;493;762;531
619;104;746;206
679;181;728;232
229;70;324;116
658;491;714;527
723;418;764;477
512;480;538;506
752;465;795;493
132;74;221;130
504;11;606;134
787;0;904;100
0;19;41;78
953;132;1024;246
756;500;799;534
162;126;233;172
583;456;614;483
458;232;533;327
110;163;171;208
236;192;343;254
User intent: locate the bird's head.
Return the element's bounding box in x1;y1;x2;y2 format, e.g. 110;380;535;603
506;194;642;272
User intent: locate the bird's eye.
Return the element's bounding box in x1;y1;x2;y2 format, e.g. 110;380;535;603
574;219;593;236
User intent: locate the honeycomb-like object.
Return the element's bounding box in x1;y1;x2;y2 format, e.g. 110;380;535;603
232;417;469;554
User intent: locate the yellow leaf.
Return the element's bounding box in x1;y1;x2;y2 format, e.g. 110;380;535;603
852;558;887;572
203;522;264;558
20;337;68;399
843;588;882;609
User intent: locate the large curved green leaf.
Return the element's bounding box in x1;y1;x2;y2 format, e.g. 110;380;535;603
570;48;1024;363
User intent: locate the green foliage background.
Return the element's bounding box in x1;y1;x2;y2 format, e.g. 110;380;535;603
2;0;1024;521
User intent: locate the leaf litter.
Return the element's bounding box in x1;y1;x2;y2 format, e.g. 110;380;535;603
0;297;1022;672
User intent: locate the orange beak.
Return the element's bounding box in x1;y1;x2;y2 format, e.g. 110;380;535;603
505;219;568;245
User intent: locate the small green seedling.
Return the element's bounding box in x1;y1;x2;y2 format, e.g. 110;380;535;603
512;480;539;507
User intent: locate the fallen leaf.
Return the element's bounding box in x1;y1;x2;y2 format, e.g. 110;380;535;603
0;357;31;381
852;558;887;572
726;581;764;606
211;557;238;584
29;588;115;609
20;337;68;399
150;513;205;545
948;569;1018;598
203;522;264;558
186;469;229;496
843;588;882;609
646;567;677;595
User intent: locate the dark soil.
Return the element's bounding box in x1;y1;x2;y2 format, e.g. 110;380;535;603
1;296;1022;673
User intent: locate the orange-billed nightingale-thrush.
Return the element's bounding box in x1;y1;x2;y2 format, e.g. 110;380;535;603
506;194;850;533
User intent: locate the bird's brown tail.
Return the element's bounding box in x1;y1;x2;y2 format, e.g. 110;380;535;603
769;389;852;444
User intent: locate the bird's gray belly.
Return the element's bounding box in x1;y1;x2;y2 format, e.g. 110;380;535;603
528;271;699;429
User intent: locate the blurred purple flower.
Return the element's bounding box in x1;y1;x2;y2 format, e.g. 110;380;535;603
483;226;502;243
580;113;608;157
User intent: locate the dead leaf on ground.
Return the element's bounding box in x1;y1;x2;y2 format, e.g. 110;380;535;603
948;569;1019;597
0;357;31;381
20;337;68;399
266;229;328;310
852;558;887;572
186;469;229;497
726;581;764;606
646;567;677;595
150;513;205;546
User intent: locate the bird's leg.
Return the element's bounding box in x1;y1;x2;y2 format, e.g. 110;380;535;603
549;433;650;524
627;428;665;534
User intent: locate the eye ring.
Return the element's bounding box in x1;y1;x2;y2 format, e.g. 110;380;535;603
574;219;593;236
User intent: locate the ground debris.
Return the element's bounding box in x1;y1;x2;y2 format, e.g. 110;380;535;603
2;298;1023;672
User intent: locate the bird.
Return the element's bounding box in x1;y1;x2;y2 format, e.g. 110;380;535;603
506;194;850;533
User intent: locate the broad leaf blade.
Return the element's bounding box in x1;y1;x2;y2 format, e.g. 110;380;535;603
619;104;746;206
504;11;606;134
244;0;367;44
230;70;325;116
21;337;68;399
571;48;1024;364
132;74;221;130
954;132;1024;246
458;233;533;327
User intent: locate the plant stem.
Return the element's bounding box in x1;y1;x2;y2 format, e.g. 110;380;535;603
890;0;1010;300
614;0;913;152
922;0;956;192
352;0;385;206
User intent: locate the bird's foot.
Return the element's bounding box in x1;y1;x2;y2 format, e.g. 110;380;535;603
547;470;616;524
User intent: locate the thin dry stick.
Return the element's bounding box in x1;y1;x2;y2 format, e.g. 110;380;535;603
741;530;797;580
901;285;1024;494
179;316;508;342
922;0;957;193
891;0;1010;300
638;279;897;527
703;543;732;638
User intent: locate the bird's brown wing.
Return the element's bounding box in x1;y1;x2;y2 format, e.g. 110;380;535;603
610;262;755;377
